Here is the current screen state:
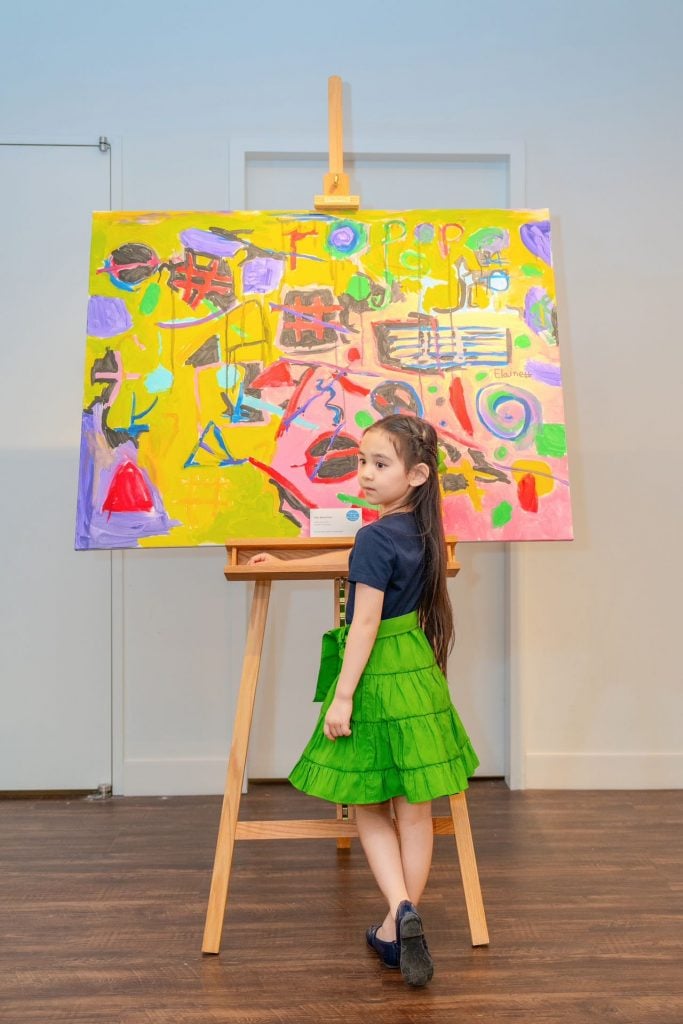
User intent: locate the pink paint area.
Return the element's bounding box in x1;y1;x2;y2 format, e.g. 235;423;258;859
247;356;572;541
78;211;572;546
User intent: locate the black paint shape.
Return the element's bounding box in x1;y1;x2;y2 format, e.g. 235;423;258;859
110;243;159;286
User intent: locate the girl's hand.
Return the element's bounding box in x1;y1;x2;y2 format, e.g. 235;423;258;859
323;696;353;741
248;552;279;565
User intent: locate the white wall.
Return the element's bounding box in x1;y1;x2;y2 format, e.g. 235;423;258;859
1;0;681;791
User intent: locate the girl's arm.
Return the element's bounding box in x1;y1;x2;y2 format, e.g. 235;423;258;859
323;583;383;741
248;549;350;570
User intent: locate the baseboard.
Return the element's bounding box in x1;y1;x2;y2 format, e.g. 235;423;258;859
122;753;683;795
525;752;683;789
121;758;228;796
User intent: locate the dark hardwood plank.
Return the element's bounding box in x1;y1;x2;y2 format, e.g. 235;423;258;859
0;782;681;1023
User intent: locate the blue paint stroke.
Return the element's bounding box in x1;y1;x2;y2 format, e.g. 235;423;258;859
310;421;345;481
184;422;248;468
240;395;317;429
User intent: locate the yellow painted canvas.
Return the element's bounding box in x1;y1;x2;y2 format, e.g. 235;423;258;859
75;209;572;548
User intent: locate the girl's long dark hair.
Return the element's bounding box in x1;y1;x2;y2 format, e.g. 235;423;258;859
364;414;454;673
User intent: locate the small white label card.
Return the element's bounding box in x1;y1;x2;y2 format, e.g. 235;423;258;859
310;507;363;537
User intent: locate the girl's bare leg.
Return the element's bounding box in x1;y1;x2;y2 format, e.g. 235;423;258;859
393;796;434;905
355;802;409;941
355;798;434;941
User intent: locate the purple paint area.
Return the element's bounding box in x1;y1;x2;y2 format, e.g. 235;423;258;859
330;226;356;248
524;286;554;334
180;229;243;257
87;296;133;338
242;256;284;294
75;410;96;549
85;509;176;549
526;359;562;387
488;230;510;254
520;220;552;266
74;406;178;550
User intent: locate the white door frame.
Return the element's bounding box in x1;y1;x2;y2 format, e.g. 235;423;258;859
1;134;124;790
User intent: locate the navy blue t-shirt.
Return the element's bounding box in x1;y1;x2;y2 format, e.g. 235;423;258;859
345;512;425;623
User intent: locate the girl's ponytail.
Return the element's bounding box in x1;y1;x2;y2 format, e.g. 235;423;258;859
364;415;454;673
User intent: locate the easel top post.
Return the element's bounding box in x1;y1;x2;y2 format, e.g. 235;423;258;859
314;75;360;211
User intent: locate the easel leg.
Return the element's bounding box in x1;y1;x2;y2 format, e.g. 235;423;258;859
202;579;271;954
449;792;489;947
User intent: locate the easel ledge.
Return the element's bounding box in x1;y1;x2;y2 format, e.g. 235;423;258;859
224;536;460;581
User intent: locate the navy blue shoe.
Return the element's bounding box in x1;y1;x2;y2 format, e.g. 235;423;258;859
395;900;434;986
366;924;400;969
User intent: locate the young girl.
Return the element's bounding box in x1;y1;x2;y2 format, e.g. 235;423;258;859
250;413;479;987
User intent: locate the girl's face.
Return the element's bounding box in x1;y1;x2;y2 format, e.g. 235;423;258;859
357;429;428;514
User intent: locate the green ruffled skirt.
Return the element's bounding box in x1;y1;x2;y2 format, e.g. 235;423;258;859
289;611;479;805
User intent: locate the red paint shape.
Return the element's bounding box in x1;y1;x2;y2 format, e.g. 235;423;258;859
251;361;294;388
449;376;474;435
517;472;538;513
337;374;370;396
347;347;361;362
248;457;316;510
276;365;316;439
103;461;154;513
362;507;380;524
168;252;233;309
438;221;464;258
284;227;318;270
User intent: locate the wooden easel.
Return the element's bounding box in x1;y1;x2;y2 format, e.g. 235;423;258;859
202;77;488;955
202;538;488;953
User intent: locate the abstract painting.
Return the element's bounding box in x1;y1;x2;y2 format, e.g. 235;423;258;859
75;209;572;549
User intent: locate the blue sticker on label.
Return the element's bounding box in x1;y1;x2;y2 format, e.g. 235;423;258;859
346;509;361;522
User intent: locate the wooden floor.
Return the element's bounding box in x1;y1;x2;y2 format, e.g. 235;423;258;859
1;781;681;1024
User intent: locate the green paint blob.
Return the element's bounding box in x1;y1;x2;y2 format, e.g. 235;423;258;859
400;249;429;274
494;446;508;460
522;263;543;277
428;385;438;394
492;501;513;528
535;424;567;458
355;410;375;429
466;227;505;252
515;334;531;349
475;371;489;381
337;492;379;510
231;325;249;338
347;273;372;302
139;282;161;315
